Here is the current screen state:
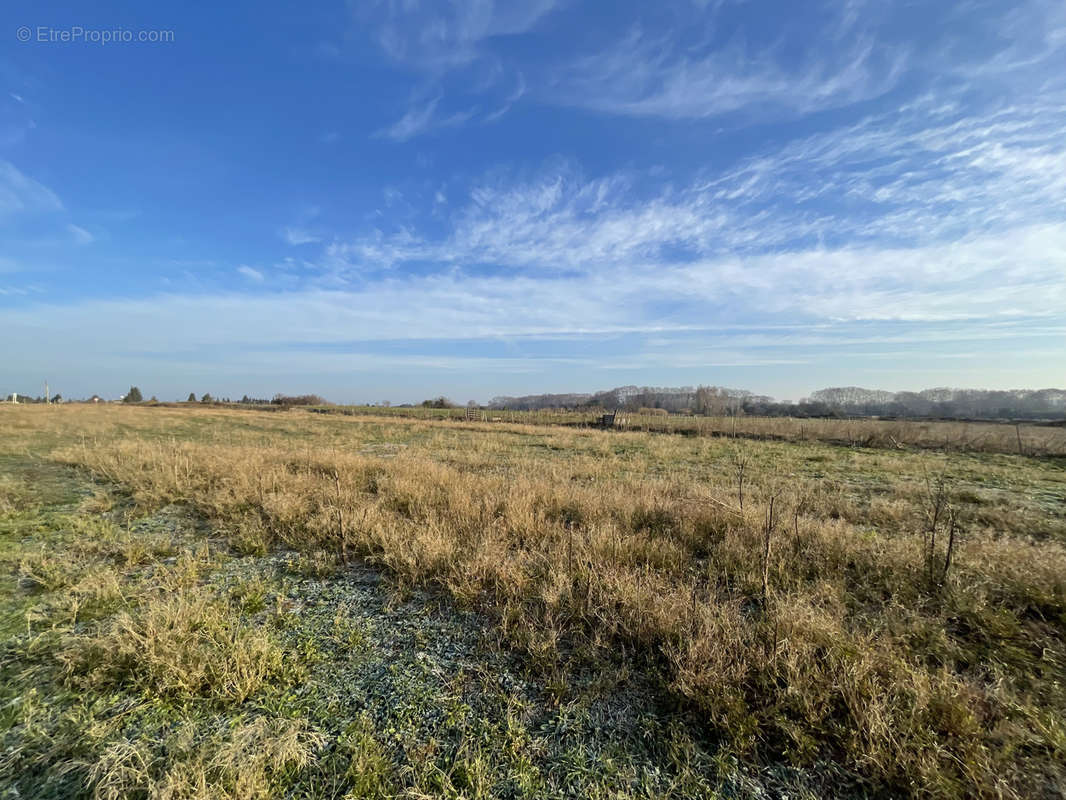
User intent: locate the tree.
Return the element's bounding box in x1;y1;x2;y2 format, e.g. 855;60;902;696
201;393;213;403
187;393;196;402
695;385;730;416
124;386;143;403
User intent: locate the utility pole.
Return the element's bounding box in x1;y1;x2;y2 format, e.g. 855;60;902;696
45;380;49;404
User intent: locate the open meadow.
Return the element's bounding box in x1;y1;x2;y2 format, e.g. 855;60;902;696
310;405;1066;457
1;404;1065;798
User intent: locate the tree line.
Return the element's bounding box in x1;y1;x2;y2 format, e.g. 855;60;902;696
489;384;1066;420
20;383;1065;421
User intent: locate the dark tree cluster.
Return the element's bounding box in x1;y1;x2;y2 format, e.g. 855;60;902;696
271;394;329;406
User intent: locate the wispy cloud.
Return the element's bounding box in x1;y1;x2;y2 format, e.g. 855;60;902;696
483;73;526;122
360;1;554;140
944;0;1066;82
4;257;1062;374
375;94;475;141
67;224;94;245
333;88;1066;275
366;0;559;72
0;161;63;216
702;95;1066;244
308;85;1066;334
280;226;321;246
554;26;907;120
546;0;1066;123
236;265;264;281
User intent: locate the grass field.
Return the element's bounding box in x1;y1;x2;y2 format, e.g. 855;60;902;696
2;404;1065;798
306;404;1066;457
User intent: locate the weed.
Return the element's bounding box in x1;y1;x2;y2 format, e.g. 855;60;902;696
288;549;340;579
338;714;397;797
230;575;269;614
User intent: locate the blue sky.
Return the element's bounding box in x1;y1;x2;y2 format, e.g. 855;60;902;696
2;0;1064;403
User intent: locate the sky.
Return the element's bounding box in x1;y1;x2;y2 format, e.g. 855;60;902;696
1;0;1065;403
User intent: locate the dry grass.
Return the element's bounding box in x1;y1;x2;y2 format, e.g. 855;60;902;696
59;582;287;704
318;404;1066;456
0;457;312;799
90;716;324;800
5;403;1066;797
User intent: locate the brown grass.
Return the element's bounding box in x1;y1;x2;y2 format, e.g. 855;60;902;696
90;716;324;800
59;581;287;704
5;404;1066;797
316;404;1066;456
